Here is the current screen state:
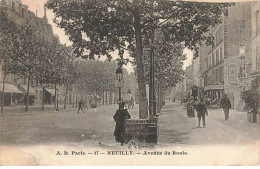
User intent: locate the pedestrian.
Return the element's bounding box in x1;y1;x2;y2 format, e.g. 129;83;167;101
187;99;195;117
77;99;85;113
195;98;208;128
113;101;131;146
205;96;211;107
220;94;231;121
130;97;134;109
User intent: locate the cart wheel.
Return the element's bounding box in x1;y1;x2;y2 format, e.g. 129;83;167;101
127;140;139;152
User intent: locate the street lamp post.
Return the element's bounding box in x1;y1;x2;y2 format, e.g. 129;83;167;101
116;67;123;102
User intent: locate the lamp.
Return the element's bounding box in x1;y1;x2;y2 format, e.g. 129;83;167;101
115;67;123;102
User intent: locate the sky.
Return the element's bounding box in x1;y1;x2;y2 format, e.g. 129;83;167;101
20;0;193;72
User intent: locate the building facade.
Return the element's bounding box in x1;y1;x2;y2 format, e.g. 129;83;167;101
251;1;260;77
200;2;252;110
185;64;193;98
223;2;252;110
0;0;77;107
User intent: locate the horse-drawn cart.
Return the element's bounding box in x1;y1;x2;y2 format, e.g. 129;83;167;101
124;119;159;151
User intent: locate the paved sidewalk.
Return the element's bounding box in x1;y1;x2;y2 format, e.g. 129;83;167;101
157;100;260;147
0;104;77;117
0;103;120;117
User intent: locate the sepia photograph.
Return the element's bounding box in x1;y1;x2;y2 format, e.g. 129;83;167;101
0;0;259;166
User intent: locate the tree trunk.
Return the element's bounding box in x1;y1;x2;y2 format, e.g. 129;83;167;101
64;84;68;109
54;83;57;110
56;84;59;111
42;86;45;110
106;90;108;105
72;93;75;108
103;89;105;105
1;74;7;113
75;94;78;108
133;3;148;119
25;76;30;112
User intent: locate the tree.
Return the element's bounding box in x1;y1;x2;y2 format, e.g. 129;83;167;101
0;4;22;112
10;25;46;111
34;38;57;110
62;48;79;109
76;60;117;98
47;0;232;118
47;39;68;111
143;33;186;91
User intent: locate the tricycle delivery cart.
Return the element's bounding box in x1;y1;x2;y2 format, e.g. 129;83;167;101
124;119;159;151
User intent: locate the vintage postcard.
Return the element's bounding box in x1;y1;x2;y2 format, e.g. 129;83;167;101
0;0;259;166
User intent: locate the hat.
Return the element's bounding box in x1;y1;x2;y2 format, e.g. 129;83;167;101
118;101;125;108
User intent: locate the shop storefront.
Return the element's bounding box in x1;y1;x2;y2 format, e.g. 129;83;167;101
204;83;224;102
0;83;23;106
18;84;37;105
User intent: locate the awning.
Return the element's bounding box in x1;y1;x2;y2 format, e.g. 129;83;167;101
19;85;37;95
204;84;224;91
45;88;62;96
0;83;23;94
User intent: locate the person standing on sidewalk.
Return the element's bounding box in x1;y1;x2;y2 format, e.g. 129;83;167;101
187;99;195;117
77;99;85;113
195;98;208;128
220;94;231;121
113;101;131;146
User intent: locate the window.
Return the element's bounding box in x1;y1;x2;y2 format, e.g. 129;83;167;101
215;27;223;44
256;10;259;36
204;75;208;85
212;53;215;66
209;55;211;67
12;1;15;11
216;50;219;64
220;46;223;61
220;66;224;83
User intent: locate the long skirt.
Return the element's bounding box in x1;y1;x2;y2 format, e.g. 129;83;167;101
114;122;125;143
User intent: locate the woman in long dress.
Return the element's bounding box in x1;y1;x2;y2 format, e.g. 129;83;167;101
113;101;131;146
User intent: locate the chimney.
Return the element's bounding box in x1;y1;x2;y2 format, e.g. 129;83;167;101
36;9;37;17
44;4;47;21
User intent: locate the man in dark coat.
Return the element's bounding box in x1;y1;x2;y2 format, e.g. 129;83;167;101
195;98;208;128
220;94;231;121
113;101;131;146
